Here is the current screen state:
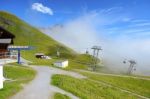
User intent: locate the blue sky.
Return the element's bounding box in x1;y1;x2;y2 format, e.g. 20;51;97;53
1;0;150;26
0;0;150;39
1;0;150;74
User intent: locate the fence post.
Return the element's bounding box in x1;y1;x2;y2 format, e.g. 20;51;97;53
0;64;3;89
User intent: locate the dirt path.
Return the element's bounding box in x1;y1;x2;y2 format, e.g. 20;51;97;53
10;66;86;99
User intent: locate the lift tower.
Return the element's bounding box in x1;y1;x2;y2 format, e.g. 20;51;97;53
127;60;137;74
91;46;102;71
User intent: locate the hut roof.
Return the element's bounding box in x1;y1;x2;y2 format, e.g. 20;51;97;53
55;60;68;63
0;27;15;38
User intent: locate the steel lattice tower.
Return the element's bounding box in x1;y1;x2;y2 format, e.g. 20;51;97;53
91;46;102;71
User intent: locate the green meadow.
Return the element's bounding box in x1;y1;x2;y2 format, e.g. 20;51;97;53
51;74;140;99
79;71;150;98
0;65;36;99
0;11;150;99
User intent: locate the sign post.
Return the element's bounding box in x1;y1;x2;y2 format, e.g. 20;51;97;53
8;46;34;64
0;64;3;89
18;49;20;64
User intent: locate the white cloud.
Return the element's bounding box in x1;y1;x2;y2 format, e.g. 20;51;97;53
41;17;101;52
99;7;122;14
32;3;53;15
40;7;150;75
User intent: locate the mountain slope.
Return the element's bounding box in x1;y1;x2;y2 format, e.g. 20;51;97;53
0;11;76;62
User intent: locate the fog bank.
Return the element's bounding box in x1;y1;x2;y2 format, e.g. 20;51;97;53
41;10;150;75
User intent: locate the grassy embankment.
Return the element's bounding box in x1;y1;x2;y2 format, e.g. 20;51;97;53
53;93;70;99
0;65;36;99
79;71;150;98
51;74;140;99
0;11;76;64
0;11;95;70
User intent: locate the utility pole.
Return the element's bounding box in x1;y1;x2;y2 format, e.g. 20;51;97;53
91;46;102;71
57;48;60;57
57;46;61;57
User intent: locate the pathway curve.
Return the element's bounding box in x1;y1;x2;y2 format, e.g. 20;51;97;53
10;66;86;99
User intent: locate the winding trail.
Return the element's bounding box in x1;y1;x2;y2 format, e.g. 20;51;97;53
9;66;149;99
10;66;86;99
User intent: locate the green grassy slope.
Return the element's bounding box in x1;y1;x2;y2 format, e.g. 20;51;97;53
0;65;36;99
0;11;76;62
66;54;101;70
54;93;70;99
51;74;138;99
79;71;150;98
0;11;99;69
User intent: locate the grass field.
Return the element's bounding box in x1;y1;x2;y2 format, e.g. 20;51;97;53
0;65;36;99
51;74;139;99
53;93;70;99
0;11;76;62
79;71;150;98
0;11;98;70
1;8;149;99
63;54;101;70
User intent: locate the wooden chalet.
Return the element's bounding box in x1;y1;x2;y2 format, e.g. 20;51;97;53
0;27;15;58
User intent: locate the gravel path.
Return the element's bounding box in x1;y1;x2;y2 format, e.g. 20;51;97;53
10;66;86;99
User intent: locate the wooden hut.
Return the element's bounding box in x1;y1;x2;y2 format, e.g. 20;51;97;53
0;27;15;58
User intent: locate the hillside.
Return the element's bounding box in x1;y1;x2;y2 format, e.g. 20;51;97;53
0;11;77;62
0;11;149;99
